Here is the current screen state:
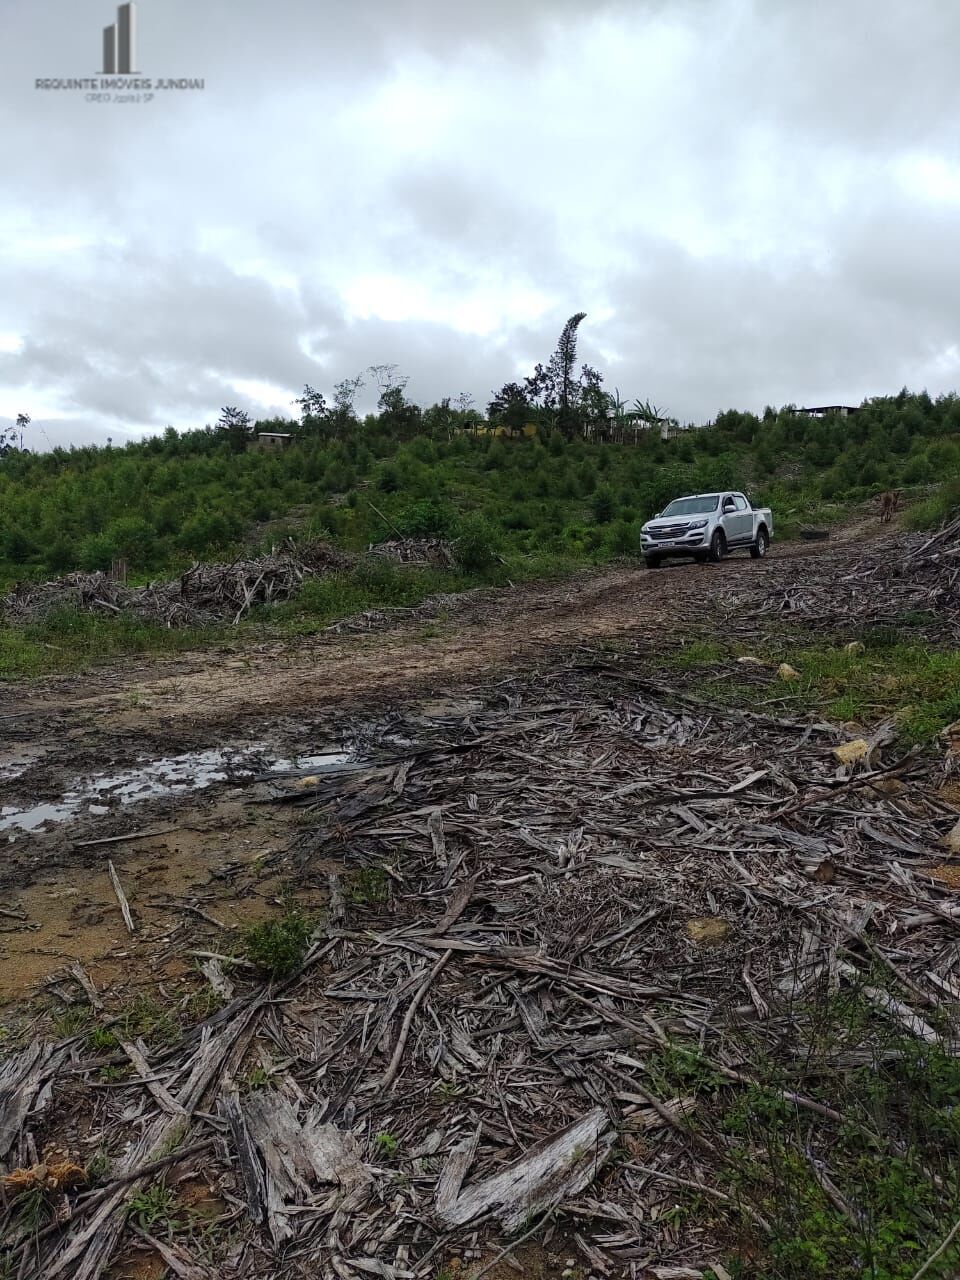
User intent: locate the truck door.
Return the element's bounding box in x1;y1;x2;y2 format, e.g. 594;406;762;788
727;494;752;544
720;494;741;543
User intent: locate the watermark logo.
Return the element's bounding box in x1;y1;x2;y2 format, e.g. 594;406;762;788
102;3;138;75
35;2;205;102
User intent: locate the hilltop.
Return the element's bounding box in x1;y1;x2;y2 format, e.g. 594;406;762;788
2;388;958;581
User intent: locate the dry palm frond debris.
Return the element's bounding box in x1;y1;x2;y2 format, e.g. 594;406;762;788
0;540;349;629
718;527;960;640
5;655;960;1277
368;538;456;568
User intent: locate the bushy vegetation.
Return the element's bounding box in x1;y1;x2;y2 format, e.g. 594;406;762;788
0;605;210;679
2;387;958;592
902;477;960;531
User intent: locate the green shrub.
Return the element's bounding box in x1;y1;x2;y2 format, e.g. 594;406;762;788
591;487;615;524
46;536;79;572
396;499;455;537
77;532;117;572
243;909;314;978
454;514;500;572
347;866;390;904
176;511;236;556
105;516;157;566
606;518;639;556
374;1132;399;1158
352;556;408;597
376;464;400;492
2;527;39;564
903;479;960;531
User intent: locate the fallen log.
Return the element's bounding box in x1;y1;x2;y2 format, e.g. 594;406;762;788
438;1106;612;1231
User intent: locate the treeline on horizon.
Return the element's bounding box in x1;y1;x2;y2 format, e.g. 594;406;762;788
1;384;957;588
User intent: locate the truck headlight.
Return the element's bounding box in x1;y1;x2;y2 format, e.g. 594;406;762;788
687;519;708;529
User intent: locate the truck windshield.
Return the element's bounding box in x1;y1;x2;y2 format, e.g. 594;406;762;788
661;495;720;516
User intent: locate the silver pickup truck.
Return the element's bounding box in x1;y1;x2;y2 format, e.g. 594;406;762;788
640;491;773;568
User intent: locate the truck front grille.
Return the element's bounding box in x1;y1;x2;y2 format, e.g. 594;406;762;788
650;525;690;540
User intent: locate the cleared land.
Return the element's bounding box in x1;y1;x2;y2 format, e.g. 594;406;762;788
3;526;960;1280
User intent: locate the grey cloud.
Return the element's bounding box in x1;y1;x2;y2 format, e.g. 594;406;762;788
600;205;960;419
386;165;564;276
2;0;960;444
4;244;325;419
739;0;960;151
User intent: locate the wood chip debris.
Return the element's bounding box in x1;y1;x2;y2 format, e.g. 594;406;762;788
0;540;349;629
6;626;960;1276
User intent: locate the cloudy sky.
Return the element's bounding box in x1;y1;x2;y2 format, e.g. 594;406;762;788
2;0;959;448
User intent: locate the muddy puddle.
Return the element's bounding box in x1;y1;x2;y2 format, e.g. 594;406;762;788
0;744;47;783
1;743;352;837
0;690;497;1002
0;692;488;840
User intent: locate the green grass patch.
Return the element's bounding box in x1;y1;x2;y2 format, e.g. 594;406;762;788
647;978;960;1280
87;1025;120;1052
0;608;212;680
374;1132;400;1159
275;559;468;634
114;994;181;1047
346;866;390;906
663;635;960;746
0;552;587;681
668;639;728;669
50;1005;92;1038
243;908;315;978
773;499;851;542
246;1065;270;1091
278;552;585;637
13;1185;53;1233
903;480;960;531
185;986;224;1022
66;994;181;1051
127;1180;179;1232
787;643;960;744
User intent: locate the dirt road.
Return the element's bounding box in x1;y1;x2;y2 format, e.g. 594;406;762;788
1;537;858;741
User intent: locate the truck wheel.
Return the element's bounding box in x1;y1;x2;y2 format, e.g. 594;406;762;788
644;556;661;570
750;527;769;559
708;530;726;562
